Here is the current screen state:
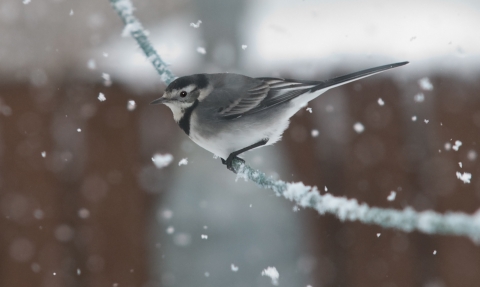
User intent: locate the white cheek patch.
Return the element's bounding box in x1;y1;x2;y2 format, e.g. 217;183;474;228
198;85;213;102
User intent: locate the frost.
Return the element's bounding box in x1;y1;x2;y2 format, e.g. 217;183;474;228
306;107;312;113
414;93;425;103
103;52;109;57
452;140;462;151
262;266;279;285
311;129;319;137
433;250;437;255
424;119;429;124
166;226;175;234
324;186;328;192
102;73;112;86
23;0;31;4
387;191;396;201
353;122;364;133
77;128;81;132
412;116;417;121
178;158;188;166
69;9;74;16
231;264;239;272
456;172;471;184
122;22;142;37
127;100;136;111
152;153;173;168
77;268;81;275
459;162;463;168
190;20;202;28
112;0;134;14
196;47;206;54
242;45;248;50
377;98;384;106
201;234;208;239
418;77;434;91
377;233;381;237
87;59;96;70
41;151;46;158
204;272;210;277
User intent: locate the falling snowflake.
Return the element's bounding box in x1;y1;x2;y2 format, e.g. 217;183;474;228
418;77;434;91
387;191;396;201
152;153;173;168
456;172;471;184
414;93;425;103
190;20;202;28
98;93;106;102
178;158;188;166
261;267;279;286
127;100;136;111
452;140;462;151
353;122;364;133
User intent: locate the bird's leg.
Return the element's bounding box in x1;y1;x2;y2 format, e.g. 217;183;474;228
223;138;269;172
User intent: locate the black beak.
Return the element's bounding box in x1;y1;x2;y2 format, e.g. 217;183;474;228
150;97;167;105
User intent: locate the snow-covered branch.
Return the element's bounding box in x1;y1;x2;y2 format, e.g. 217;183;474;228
110;0;176;85
233;159;480;243
110;0;480;244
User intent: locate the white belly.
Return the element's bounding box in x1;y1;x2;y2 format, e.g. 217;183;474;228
189;113;290;159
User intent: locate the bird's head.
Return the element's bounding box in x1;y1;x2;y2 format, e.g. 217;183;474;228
150;74;210;108
150;74;211;122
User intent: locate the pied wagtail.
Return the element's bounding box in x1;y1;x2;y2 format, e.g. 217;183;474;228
151;61;408;172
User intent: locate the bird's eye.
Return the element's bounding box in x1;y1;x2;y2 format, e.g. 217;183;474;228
180;91;187;98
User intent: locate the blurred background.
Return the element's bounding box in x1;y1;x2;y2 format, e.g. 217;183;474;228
1;0;480;286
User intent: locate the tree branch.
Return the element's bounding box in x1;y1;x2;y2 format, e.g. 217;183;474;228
109;0;480;244
110;0;176;85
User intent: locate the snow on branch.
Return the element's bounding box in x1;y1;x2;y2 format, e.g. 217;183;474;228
110;0;176;85
109;0;480;244
233;159;480;243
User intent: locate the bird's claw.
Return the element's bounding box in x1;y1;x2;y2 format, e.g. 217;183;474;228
222;156;244;172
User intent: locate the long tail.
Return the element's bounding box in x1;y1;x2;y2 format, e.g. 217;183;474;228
310;61;409;92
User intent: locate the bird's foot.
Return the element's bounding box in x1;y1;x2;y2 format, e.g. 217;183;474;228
222;155;245;172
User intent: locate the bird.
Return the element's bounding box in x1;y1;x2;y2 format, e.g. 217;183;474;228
151;61;408;172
